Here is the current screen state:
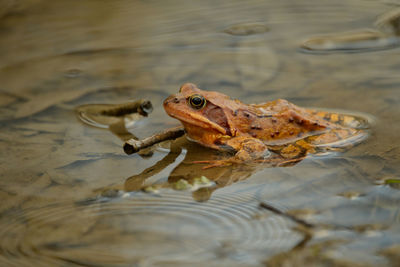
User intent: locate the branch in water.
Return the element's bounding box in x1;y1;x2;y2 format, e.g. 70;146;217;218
124;126;185;155
76;99;153;129
259;202;315;229
99;100;153;117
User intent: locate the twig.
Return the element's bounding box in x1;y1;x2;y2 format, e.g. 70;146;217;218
99;100;153;117
259;202;315;229
123;126;185;155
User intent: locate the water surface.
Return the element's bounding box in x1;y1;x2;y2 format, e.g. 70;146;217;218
1;0;400;266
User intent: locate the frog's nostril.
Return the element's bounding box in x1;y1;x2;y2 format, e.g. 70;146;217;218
173;97;179;103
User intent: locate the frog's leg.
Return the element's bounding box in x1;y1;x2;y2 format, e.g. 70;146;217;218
310;110;367;129
193;137;271;169
229;137;271;160
307;128;367;153
262;140;311;167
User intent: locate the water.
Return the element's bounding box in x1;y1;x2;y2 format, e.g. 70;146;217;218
1;0;400;266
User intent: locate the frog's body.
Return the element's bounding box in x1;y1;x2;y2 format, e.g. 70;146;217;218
163;83;367;167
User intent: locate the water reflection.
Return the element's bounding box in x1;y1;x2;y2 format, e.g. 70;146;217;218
1;0;400;266
124;138;260;202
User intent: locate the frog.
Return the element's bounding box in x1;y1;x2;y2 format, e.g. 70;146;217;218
163;83;368;168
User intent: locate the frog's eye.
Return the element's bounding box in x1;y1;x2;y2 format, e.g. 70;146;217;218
188;94;206;109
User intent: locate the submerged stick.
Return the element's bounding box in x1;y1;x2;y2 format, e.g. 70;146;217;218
259;202;315;229
123;126;185;155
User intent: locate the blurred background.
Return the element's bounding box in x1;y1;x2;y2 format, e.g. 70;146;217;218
0;0;400;266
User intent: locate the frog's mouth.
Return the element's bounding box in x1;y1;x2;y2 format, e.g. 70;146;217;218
163;95;228;135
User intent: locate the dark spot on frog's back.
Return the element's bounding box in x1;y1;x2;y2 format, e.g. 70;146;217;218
244;111;251;118
270;131;280;138
251;125;262;130
250;132;258;137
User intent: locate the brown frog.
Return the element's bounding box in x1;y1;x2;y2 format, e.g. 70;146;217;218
163;83;368;168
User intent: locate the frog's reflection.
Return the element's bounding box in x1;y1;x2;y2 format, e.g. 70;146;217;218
104;114;306;202
123;137;286;202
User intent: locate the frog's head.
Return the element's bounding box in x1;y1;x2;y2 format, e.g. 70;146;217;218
163;83;242;146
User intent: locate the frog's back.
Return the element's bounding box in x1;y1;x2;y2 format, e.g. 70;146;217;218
267;109;370;159
248;99;371;158
245;99;340;145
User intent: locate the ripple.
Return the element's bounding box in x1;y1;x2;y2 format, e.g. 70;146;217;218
0;190;301;266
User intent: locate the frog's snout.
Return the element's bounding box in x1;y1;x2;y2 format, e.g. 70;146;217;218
163;95;174;106
163;94;180;113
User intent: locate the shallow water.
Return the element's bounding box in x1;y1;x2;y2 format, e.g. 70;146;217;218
1;0;400;266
